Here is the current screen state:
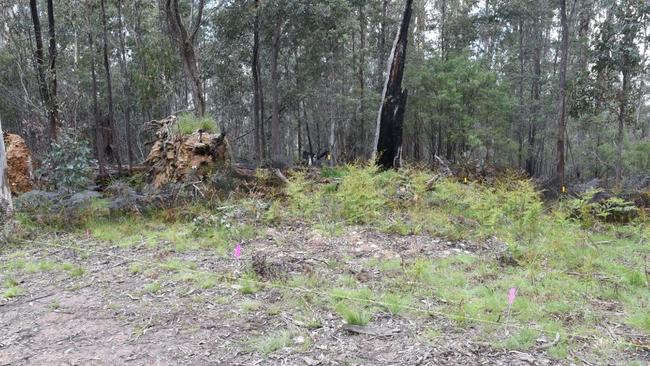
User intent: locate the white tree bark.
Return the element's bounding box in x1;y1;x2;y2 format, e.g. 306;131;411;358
0;118;13;215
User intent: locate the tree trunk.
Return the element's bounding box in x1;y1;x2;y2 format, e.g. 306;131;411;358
46;0;58;138
251;0;263;163
117;0;134;170
101;0;123;173
88;28;105;176
358;4;366;158
376;0;389;91
29;0;58;140
616;68;629;185
517;19;525;169
440;0;447;60
373;0;413;170
270;18;285;166
526;26;542;176
556;0;569;188
0;119;12;216
165;0;206;117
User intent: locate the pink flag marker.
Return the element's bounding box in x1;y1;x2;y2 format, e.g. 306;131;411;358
233;243;242;259
508;287;517;305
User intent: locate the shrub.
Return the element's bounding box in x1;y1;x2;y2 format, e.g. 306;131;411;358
335;165;391;224
566;190;639;225
286;172;322;217
38;129;95;191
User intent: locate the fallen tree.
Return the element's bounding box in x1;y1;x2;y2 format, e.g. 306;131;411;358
145;115;231;188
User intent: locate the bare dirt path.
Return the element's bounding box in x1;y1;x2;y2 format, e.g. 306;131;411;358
0;225;646;365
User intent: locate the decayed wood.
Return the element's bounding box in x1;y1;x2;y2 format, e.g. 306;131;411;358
373;0;413;169
144;116;231;188
0;119;13;215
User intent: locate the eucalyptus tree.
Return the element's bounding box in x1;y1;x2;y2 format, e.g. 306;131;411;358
0;119;12;215
29;0;59;140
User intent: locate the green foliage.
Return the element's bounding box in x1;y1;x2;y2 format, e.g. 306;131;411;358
38;129;95;191
3;286;23;299
239;272;260;295
286;166;543;243
625;140;650;173
144;282;162;294
334;302;372;325
286;173;323;217
380;293;411;315
335;166;393;224
254;330;293;355
177;113;219;135
405;55;513;163
566;190;639;225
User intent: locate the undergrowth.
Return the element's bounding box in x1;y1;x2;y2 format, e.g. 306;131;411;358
5;164;649;362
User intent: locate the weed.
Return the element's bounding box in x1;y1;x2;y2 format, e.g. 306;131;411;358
255;330;293;355
3;277;19;287
266;305;282;316
129;263;143;275
380;293;411;315
144;282;162;294
239;272;260;295
335;301;372;325
3;286;23;299
21;260;57;273
62;263;85;277
240;300;262;312
504;328;539;350
49;300;60;310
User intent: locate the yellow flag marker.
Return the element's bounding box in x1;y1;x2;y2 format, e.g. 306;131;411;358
464;177;468;184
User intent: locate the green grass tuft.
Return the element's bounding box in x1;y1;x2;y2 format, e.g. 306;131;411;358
255;330;293;355
178;113;218;135
3;286;23;299
335;302;372;325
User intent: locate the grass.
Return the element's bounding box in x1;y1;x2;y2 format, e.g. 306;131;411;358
144;282;162;294
239;272;260;295
240;300;262;312
334;302;372;325
62;263;86;278
178;113;218;135
254;330;294;355
3;165;650;361
276;165;650;357
380;293;411;315
3;286;23;299
84;213;256;254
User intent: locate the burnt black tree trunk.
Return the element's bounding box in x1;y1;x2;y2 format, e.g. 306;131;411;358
373;0;413;169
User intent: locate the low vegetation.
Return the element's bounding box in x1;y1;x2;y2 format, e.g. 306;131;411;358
2;165;649;363
177;113;219;135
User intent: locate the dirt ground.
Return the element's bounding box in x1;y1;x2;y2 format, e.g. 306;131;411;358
1;225;648;365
